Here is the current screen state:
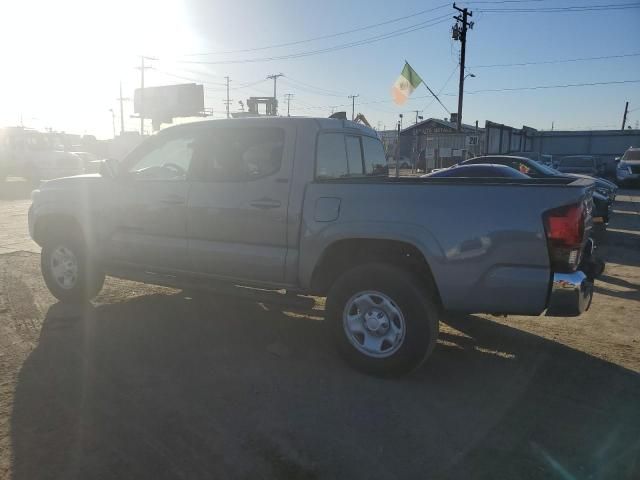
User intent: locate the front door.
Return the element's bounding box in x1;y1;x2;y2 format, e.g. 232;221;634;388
104;127;198;271
187;123;293;283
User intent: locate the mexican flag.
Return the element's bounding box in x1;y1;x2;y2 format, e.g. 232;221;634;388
391;62;423;105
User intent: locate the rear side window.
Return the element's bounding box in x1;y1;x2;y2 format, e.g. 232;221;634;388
316;133;348;179
345;136;364;175
362;136;387;175
197;127;284;182
316;133;387;179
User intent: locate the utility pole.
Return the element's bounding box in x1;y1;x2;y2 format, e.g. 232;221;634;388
621;101;629;130
453;3;473;132
136;56;156;135
267;73;284;115
109;109;116;138
117;81;129;135
348;94;359;121
412;110;423;124
225;76;231;119
284;93;294;116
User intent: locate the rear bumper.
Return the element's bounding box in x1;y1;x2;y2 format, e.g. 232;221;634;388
546;239;604;317
546;271;593;316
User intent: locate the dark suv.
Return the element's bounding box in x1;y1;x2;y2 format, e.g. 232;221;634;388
555;155;605;177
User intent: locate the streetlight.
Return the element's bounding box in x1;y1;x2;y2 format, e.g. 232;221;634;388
464;73;476;80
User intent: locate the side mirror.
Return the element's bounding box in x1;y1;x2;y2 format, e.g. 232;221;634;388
99;158;119;178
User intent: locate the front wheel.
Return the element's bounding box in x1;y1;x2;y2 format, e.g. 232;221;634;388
326;263;439;377
41;233;105;303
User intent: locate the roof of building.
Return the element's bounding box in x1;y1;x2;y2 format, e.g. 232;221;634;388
401;117;482;135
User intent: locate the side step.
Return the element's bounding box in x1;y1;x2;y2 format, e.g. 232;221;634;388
104;267;320;311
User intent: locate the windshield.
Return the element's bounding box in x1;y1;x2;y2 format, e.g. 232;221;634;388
622;150;640;161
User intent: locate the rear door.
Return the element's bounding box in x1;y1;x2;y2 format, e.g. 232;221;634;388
186;123;294;283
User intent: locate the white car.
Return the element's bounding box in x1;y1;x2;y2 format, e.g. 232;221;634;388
616;147;640;186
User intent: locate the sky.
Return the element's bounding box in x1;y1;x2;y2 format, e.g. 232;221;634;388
0;0;639;138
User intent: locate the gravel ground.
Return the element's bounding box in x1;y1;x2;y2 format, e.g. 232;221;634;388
0;180;639;479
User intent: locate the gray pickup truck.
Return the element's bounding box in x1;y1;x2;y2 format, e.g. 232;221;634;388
29;117;602;376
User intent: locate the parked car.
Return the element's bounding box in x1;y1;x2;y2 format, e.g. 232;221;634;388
70;151;101;173
1;149;84;183
29;117;603;376
461;155;616;224
555;155;605;177
423;164;530;179
616;147;640;186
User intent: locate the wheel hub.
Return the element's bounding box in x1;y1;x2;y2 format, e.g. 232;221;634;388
364;308;389;334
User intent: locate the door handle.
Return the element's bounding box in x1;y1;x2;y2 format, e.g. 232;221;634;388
250;198;281;209
160;195;185;205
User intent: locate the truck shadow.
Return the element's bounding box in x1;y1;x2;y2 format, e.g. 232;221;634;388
10;294;640;479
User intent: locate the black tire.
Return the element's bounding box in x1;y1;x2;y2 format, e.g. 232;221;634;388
326;263;439;377
41;232;105;303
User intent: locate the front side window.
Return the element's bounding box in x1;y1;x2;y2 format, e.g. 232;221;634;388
199;127;284;182
127;134;196;181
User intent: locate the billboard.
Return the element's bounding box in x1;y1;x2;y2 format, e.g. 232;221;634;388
134;83;204;120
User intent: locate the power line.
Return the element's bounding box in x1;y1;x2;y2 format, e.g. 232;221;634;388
292;78;640;111
471;52;640;68
182;3;450;56
154;70;268;92
462;79;640;94
423;65;458;112
175;14;451;65
476;2;640;13
155;70;227;87
282;76;350;97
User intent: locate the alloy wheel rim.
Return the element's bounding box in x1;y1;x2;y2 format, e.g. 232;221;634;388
50;246;79;290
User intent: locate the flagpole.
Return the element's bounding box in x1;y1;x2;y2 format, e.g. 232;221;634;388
422;82;450;116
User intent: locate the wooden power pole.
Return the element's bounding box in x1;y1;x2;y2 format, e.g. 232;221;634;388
622;101;629;130
453;3;473;132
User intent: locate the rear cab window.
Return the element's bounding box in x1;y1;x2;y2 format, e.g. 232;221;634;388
316;132;388;179
195;126;285;182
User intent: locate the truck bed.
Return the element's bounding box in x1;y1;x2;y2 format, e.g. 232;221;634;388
299;176;594;315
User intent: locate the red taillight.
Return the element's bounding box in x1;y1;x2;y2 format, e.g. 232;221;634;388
545;203;584;246
544;203;586;272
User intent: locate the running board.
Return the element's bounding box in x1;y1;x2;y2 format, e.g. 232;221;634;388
104;266;319;311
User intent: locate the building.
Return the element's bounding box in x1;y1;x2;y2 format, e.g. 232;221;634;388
484;120;640;176
398;116;484;169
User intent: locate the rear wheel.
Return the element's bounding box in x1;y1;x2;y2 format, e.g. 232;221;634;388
41;232;104;303
326;263;439;377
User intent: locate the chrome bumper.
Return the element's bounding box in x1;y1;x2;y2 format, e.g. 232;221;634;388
546;238;602;317
546;271;593;317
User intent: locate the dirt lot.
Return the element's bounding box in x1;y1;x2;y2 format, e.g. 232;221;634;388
0;180;639;479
